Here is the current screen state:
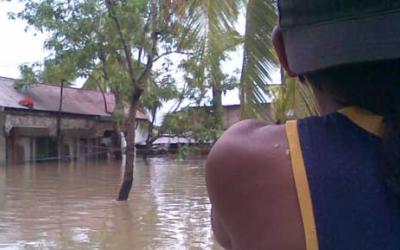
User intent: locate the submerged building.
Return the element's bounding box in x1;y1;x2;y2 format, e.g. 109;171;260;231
0;76;148;166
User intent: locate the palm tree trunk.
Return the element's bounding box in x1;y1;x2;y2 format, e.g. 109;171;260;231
239;47;249;119
239;0;253;119
280;66;286;87
212;85;224;134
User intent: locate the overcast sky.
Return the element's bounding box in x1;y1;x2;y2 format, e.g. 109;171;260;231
0;2;48;79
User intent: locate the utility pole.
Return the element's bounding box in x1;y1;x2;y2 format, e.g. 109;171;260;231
57;80;65;161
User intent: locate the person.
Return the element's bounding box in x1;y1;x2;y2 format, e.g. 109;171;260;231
206;0;400;249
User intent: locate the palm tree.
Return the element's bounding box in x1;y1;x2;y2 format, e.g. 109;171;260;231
239;0;277;119
239;0;319;121
177;0;243;134
270;74;320;123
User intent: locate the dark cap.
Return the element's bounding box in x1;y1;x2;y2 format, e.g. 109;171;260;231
278;0;400;74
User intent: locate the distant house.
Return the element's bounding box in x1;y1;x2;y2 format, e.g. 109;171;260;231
154;104;274;152
187;103;274;128
152;136;196;150
0;76;148;165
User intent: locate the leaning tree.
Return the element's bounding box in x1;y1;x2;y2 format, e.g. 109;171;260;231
12;0;192;200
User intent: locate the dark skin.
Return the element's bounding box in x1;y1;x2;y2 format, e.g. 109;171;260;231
205;27;341;250
206;121;305;250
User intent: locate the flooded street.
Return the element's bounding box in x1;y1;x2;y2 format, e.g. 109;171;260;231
0;157;221;250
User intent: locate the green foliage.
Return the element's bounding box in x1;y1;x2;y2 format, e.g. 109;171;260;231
15;1;106;81
293;79;320;118
177;145;200;160
141;67;180;112
161;107;223;143
175;0;243;129
14;65;40;90
238;0;319;122
11;0;186;120
239;0;278;119
270;73;320;124
14;0;318;145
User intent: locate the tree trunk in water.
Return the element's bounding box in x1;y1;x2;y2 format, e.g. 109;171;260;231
143;106;157;160
105;0;156;200
112;90;123;159
117;99;138;201
143;133;151;160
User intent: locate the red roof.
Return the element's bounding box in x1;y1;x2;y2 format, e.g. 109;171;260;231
0;77;148;120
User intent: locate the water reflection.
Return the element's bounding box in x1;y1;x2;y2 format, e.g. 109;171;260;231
0;157;221;250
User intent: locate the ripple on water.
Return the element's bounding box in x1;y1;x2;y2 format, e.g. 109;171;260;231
0;157;222;250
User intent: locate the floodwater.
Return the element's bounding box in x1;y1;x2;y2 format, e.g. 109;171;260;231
0;157;222;250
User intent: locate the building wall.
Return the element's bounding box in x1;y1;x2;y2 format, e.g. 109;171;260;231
223;107;241;128
0;166;5;210
187;104;274;130
223;104;274;128
4;113;114;137
0;110;148;165
0;111;104;164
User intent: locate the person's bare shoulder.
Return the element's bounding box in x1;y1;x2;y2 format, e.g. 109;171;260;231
206;119;304;250
206;119;286;174
206;119;287;197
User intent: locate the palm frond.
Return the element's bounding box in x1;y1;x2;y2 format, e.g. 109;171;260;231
239;0;278;119
271;75;320;124
294;79;320;118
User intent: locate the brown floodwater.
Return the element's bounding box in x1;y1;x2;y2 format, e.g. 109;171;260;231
0;157;222;250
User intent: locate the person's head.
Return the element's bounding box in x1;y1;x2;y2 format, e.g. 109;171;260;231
273;0;400;197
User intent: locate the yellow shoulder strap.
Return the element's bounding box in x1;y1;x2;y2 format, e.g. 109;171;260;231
338;106;383;137
286;120;319;250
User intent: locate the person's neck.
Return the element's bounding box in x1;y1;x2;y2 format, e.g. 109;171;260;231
318;100;345;115
313;87;345;115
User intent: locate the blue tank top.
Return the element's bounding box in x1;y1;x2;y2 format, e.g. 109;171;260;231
286;107;400;250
